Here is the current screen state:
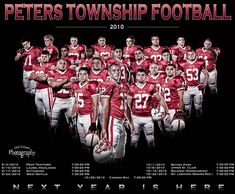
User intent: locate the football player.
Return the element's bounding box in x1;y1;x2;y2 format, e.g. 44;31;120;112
170;36;191;63
29;50;54;121
71;67;99;144
179;50;209;118
196;38;220;95
127;68;169;148
144;35;167;62
123;35;142;60
91;36;114;60
160;64;185;132
43;34;59;63
15;37;41;95
47;59;76;137
66;35;86;60
105;48;130;84
99;63;133;162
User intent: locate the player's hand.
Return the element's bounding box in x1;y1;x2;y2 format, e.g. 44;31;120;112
101;130;107;140
17;48;24;55
198;84;205;91
89;122;97;132
151;108;163;121
175;110;183;117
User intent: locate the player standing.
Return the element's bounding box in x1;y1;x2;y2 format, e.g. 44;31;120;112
47;59;76;137
15;38;41;95
160;64;185;132
91;36;114;60
144;35;167;62
123;35;142;61
71;67;99;144
127;68;169;148
100;63;133;162
196;38;220;95
170;37;191;63
179;50;209;118
29;50;54;121
43;34;59;63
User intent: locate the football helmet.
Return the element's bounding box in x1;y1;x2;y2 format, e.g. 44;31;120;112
93;139;113;164
85;132;99;147
171;111;185;132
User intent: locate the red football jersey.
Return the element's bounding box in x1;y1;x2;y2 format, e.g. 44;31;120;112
91;44;114;59
123;45;142;60
78;58;93;69
100;81;129;120
47;69;76;98
43;45;59;63
66;44;86;60
106;57;130;84
64;55;77;67
196;47;217;62
71;81;99;115
17;46;42;71
158;59;176;73
170;45;191;62
90;69;108;82
146;73;166;92
179;59;205;86
128;82;157;116
32;62;54;89
161;76;185;109
144;46;167;62
130;58;153;73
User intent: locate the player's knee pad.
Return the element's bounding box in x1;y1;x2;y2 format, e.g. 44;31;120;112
50;119;58;129
130;135;138;147
77;124;86;144
146;135;154;145
144;126;154;144
183;94;192;111
37;108;46;118
209;82;217;90
194;95;203;110
50;113;59;127
184;104;191;111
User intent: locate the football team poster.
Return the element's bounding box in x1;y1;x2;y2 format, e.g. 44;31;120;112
1;0;234;193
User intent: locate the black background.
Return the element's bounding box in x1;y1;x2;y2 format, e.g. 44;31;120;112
1;0;235;193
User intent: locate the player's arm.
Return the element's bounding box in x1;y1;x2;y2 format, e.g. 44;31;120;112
71;98;78;118
63;76;77;89
91;94;99;123
15;49;28;62
201;69;209;87
178;89;184;111
15;50;22;62
101;96;110;139
48;78;69;89
29;71;39;80
125;97;134;133
154;93;169;114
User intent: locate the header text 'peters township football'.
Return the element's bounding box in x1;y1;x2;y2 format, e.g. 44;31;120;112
4;4;232;21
